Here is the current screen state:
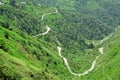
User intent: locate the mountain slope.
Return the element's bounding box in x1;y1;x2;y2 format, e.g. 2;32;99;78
0;1;72;79
77;28;120;80
0;25;72;79
0;0;120;80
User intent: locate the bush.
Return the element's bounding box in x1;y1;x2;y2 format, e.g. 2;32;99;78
9;0;16;6
0;21;9;29
4;32;9;39
0;38;5;47
0;38;9;52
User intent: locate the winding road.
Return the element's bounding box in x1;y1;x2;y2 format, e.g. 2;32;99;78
32;6;107;77
33;8;58;37
41;8;58;21
32;6;106;77
99;47;104;54
33;25;51;37
57;46;104;77
100;33;113;44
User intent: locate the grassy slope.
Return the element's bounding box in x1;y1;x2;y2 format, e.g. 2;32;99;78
0;25;73;80
0;1;72;79
0;0;120;80
72;29;120;80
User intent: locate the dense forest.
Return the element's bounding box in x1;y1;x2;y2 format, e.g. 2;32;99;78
0;0;120;80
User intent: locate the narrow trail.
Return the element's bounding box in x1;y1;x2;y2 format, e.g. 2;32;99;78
99;47;104;54
57;47;77;75
55;8;58;13
33;8;58;37
41;8;58;21
100;33;113;44
57;46;104;77
33;25;51;37
32;5;106;77
41;13;52;21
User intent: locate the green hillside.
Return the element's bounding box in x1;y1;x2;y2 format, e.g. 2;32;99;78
79;27;120;80
0;1;71;79
0;0;120;80
0;24;74;79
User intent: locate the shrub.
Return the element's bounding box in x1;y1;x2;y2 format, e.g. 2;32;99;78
0;38;5;47
0;38;9;52
4;32;9;39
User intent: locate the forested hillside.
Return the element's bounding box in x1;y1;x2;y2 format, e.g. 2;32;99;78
79;27;120;80
0;1;72;79
0;0;120;80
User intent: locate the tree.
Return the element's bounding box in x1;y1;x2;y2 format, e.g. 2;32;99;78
9;0;16;6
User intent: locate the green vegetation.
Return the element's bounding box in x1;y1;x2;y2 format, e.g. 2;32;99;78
0;0;120;79
78;28;120;80
0;26;71;79
0;1;72;79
